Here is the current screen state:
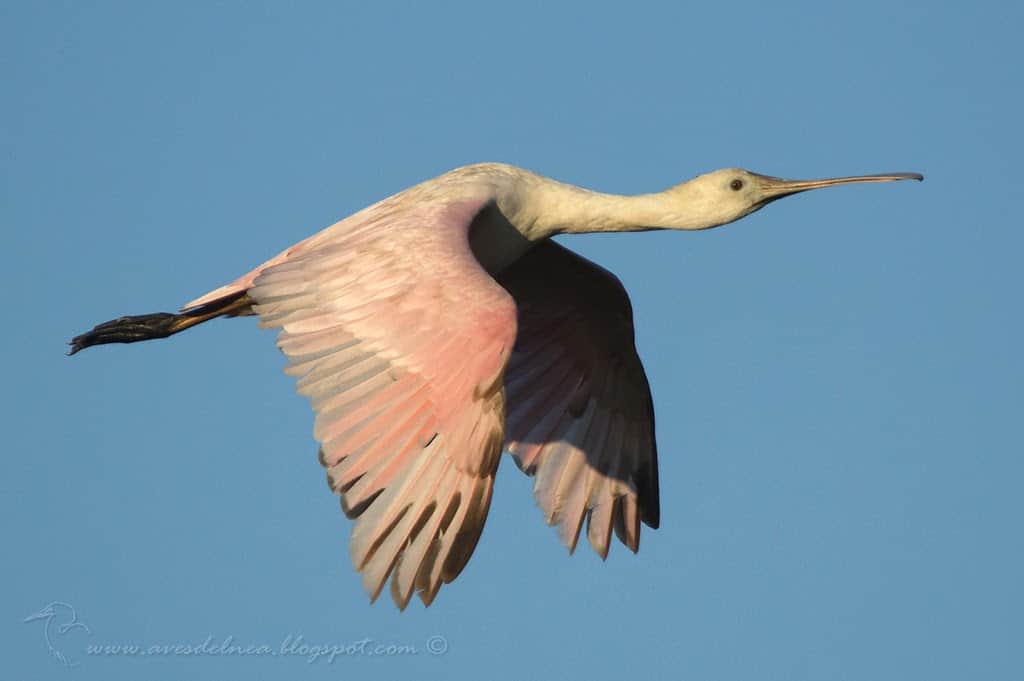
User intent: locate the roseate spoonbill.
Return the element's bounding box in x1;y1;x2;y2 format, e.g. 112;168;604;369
69;163;922;609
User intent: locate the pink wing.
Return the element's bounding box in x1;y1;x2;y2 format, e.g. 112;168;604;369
496;241;660;558
207;196;517;609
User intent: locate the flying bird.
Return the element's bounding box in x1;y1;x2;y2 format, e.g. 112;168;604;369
70;163;922;609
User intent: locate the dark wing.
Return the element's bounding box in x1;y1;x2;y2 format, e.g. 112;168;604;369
497;241;660;558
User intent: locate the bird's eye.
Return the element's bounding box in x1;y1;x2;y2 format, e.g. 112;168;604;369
729;179;744;191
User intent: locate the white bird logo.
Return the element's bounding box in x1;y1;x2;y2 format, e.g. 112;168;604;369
24;601;91;667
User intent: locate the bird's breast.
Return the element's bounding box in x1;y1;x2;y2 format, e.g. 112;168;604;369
468;203;538;276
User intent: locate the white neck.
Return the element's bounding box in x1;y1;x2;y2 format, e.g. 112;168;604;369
464;165;734;274
498;175;716;240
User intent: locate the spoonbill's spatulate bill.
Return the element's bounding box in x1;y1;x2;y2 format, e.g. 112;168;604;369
70;163;922;609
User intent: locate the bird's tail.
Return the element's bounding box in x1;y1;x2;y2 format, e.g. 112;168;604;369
68;291;254;356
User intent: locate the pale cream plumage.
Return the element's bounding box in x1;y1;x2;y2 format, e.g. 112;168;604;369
70;162;922;608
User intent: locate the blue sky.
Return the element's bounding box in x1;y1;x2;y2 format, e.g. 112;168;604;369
4;1;1021;679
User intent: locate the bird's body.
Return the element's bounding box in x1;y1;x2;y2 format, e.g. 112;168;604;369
71;162;921;609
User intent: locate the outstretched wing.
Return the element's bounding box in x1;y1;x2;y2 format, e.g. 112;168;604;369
239;195;517;609
496;241;660;558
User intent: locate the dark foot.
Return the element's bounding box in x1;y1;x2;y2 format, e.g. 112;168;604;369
68;313;182;355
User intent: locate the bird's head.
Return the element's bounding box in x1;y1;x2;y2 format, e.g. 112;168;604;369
670;167;923;229
23;603;58;623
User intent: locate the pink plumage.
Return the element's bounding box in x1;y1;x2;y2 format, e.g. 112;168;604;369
71;162;921;608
